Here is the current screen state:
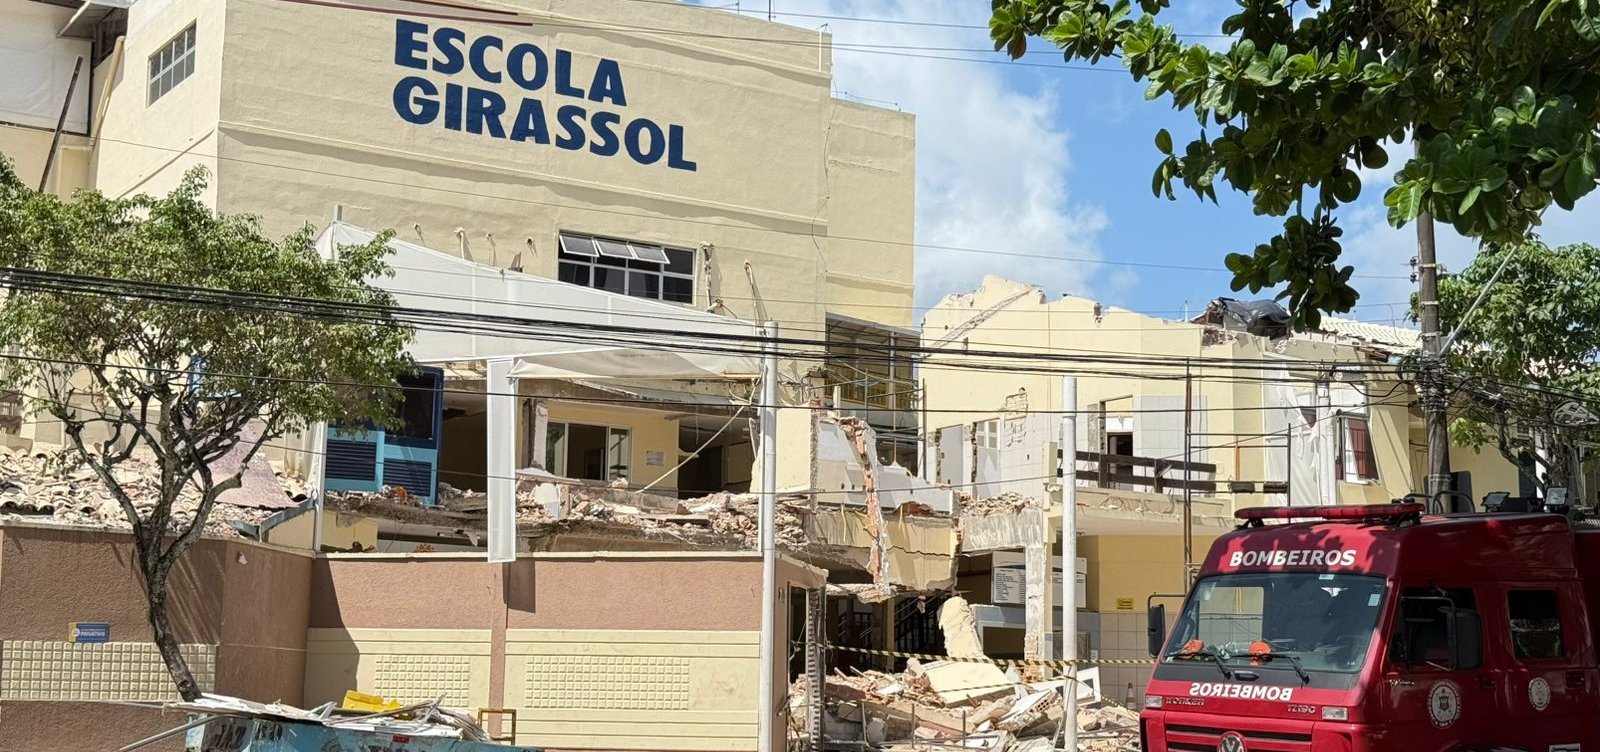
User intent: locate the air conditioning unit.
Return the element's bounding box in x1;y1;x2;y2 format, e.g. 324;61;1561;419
324;366;444;505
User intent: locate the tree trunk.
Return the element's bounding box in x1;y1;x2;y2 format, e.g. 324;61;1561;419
144;568;201;701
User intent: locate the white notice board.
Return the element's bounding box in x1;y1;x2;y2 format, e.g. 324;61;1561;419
991;552;1086;609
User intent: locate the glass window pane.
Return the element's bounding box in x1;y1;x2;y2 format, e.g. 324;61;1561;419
628;271;660;299
1509;590;1565;659
595;253;626;268
592;266;625;294
662;277;694;303
594;237;634;259
557;262;589;287
630;242;669;264
558;233;598;257
664;248;694;275
181;52;194;81
607;428;631;480
545;423;567;476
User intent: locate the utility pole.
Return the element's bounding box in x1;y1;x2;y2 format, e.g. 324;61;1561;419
1059;376;1078;752
756;323;779;752
1182;362;1194;583
1415;143;1453;498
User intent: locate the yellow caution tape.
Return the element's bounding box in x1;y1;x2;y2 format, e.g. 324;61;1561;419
818;643;1156;668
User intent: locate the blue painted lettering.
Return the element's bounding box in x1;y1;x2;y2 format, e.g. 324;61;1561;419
443;82;465;131
555;105;587;150
469;35;504;84
509;99;549;144
389;21;694;171
589;58;626;106
392;76;439;124
589;111;621;156
433;27;466;74
625;119;666;165
666;124;695;171
507;43;548;91
554;50;584;98
395;19;429;69
466;88;507;138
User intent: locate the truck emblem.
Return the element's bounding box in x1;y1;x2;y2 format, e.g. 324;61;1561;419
1530;677;1552;711
1428;681;1462;728
1218;732;1246;752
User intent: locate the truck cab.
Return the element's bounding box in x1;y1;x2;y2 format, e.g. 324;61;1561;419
1140;503;1600;752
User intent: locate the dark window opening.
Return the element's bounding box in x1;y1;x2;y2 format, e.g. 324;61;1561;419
1509;589;1565;659
1391;587;1479;670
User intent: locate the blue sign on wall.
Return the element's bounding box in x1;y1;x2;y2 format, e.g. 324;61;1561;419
389;19;697;172
70;622;109;643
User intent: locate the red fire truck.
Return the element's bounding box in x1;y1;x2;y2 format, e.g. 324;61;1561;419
1140;500;1597;752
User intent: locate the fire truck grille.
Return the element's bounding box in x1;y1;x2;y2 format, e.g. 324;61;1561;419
1164;724;1314;752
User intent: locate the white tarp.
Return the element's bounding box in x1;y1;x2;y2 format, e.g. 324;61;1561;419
1263;366;1336;506
315;222;760;379
1;1;90;133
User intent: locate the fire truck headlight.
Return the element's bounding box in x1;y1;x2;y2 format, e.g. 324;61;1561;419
1321;707;1349;721
1144;696;1163;709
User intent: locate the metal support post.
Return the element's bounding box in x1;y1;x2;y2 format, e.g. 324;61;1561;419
757;323;779;752
1060;376;1078;752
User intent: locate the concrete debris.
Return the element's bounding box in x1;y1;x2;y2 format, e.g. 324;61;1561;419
793;659;1140;751
938;597;987;659
0;448;279;538
961;492;1046;517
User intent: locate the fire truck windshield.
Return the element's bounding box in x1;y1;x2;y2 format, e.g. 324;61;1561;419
1160;572;1387;679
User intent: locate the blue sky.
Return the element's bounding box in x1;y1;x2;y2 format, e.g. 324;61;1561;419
693;1;1600;328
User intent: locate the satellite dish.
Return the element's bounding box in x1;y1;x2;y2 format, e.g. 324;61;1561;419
1553;400;1600;427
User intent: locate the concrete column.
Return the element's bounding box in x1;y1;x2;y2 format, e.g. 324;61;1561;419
879;595;897;671
1023;542;1047;660
486;358;516;563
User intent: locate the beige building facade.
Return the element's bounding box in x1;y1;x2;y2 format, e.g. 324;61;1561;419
2;0;920;492
923;276;1523;700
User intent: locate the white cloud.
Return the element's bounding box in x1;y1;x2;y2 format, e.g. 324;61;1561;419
704;1;1111;312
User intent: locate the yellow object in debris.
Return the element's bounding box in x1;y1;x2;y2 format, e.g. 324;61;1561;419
342;690;403;713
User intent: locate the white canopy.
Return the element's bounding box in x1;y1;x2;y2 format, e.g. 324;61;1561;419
315;223;761;380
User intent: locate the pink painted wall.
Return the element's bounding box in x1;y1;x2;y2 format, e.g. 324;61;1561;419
310;554;765;632
0;525;313;751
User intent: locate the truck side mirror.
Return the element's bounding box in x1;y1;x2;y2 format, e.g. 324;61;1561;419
1147;604;1167;657
1451;610;1483;670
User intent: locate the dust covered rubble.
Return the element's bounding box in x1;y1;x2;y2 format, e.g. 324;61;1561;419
786;597;1140;752
0;448;279;537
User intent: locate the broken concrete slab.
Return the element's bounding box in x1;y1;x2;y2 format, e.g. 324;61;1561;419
921;660;1014;706
938;596;986;658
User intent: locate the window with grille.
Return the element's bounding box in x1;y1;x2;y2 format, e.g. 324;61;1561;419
1508;589;1565;660
148;24;197;104
1337;414;1377;482
556;232;694;304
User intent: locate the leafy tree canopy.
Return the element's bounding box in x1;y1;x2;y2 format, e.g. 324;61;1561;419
0;159;413;698
991;0;1600;329
1436;241;1600;487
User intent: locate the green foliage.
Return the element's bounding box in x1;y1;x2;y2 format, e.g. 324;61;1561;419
1434;241;1600;484
0;158;412;698
991;0;1600;329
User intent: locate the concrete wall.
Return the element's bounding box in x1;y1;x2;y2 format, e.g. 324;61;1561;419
0;524;312;752
307;551;820;752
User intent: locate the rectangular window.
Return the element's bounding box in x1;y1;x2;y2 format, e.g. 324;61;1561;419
1391;587;1480;670
556;232;695;304
1508;589;1565;659
543;421;631;482
147;24;197;104
1337;415;1377;482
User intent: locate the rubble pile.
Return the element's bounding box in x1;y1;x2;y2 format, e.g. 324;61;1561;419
0;448;278;537
789;598;1140;752
960;492;1046;517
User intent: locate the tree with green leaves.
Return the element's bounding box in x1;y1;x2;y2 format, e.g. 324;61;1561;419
990;0;1600;329
1436;241;1600;492
0;160;413;700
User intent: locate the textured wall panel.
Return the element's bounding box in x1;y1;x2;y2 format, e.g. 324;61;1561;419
525;655;690;710
0;641;216;701
374;654;473;705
